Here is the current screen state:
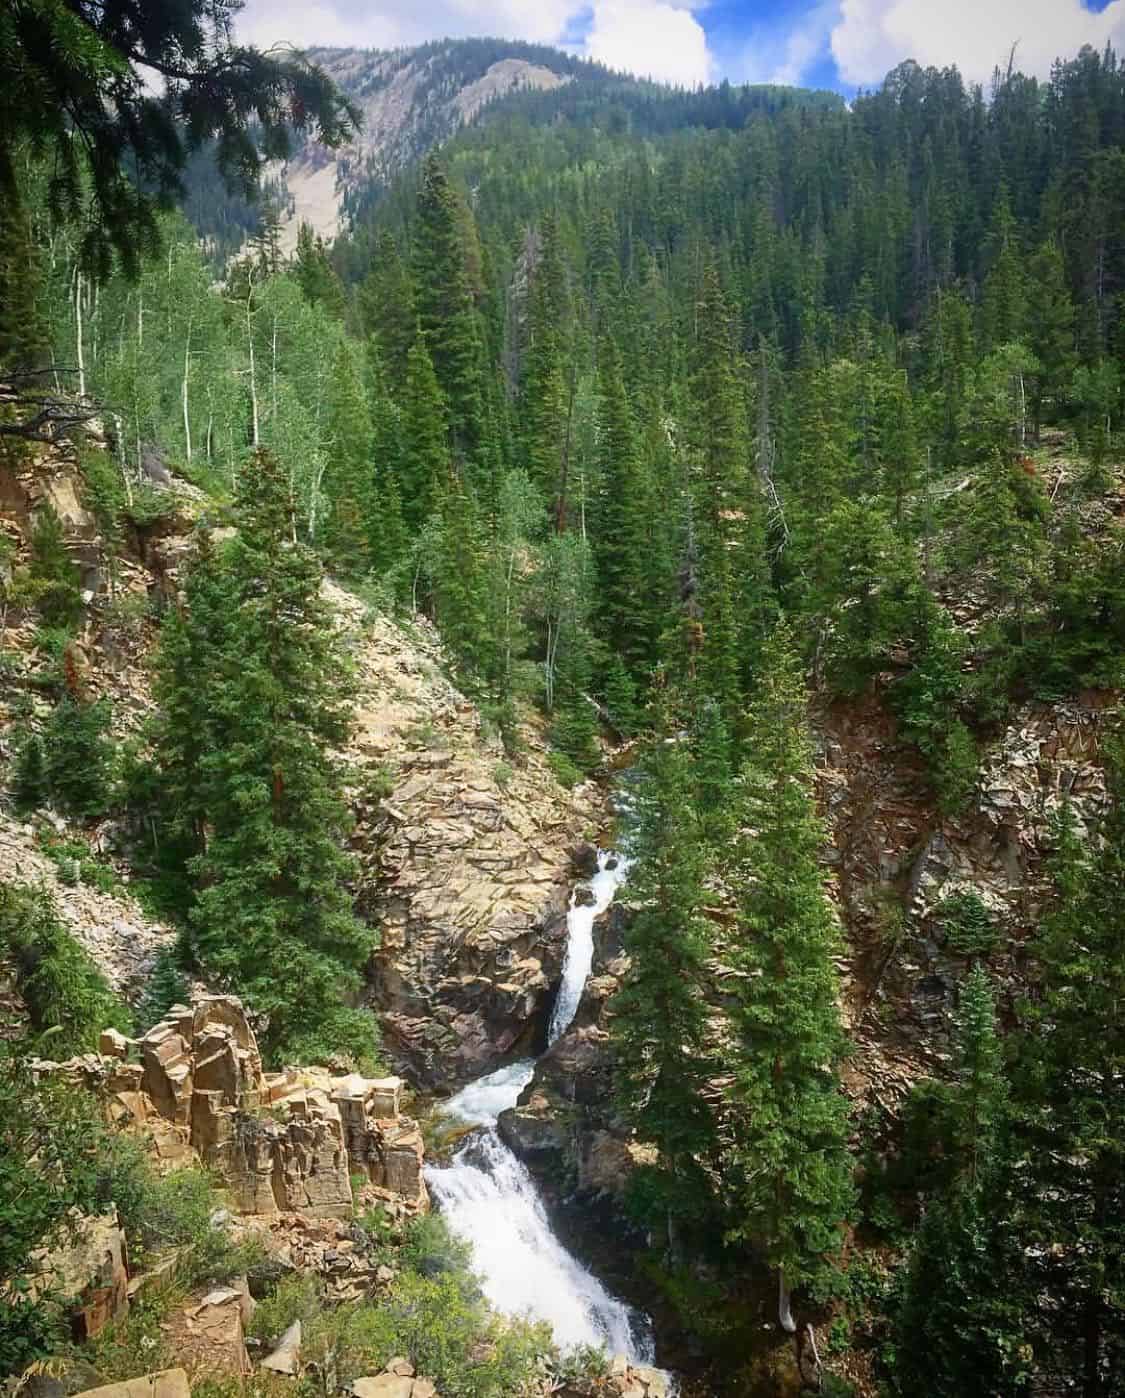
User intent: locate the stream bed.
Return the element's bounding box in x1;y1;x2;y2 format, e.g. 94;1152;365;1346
425;852;655;1360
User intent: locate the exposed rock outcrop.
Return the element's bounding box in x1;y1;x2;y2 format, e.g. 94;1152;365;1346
24;1211;130;1343
332;587;594;1089
39;994;426;1219
73;1370;190;1398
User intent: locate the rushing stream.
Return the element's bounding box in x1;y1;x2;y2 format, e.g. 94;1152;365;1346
426;852;655;1360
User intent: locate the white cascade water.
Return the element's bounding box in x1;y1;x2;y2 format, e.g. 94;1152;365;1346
427;850;652;1362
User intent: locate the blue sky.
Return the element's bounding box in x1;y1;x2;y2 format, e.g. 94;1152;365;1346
237;0;1125;93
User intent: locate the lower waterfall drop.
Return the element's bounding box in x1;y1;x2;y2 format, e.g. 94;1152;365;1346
425;851;653;1361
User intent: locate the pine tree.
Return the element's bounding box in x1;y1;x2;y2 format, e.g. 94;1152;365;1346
323;338;375;575
398;331;449;531
358;232;416;391
521;214;570;517
157;451;377;1066
722;623;854;1324
412;155;485;461
1012;783;1125;1393
0;184;48;373
688;259;770;723
980;188;1027;351
432;473;491;679
294;221;345;318
594;339;656;682
612;694;718;1243
1025;236;1076;438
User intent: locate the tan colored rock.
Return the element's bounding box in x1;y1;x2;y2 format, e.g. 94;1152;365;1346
261;1318;302;1375
171;1285;251;1375
98;1028;131;1059
26;1210;129;1342
387;1358;414;1377
351;1379;413;1398
73;1369;190;1398
632;1367;669;1398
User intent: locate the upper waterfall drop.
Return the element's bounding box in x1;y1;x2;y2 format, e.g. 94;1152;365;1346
547;852;629;1046
426;849;653;1362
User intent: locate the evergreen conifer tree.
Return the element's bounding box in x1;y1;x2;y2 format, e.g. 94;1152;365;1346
399;330;449;532
412;156;485;461
157;451;377;1066
723;623;854;1325
613;693;718;1244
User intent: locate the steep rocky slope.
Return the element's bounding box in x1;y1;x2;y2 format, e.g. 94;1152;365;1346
262;44;569;254
1;436;594;1083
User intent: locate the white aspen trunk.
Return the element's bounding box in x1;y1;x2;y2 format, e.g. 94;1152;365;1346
112;413;133;509
1011;369;1022;444
74;268;86;399
247;271;260;448
271;310;279;424
90;281;99;376
137;287;144;350
181;315;193;463
308;455;328;542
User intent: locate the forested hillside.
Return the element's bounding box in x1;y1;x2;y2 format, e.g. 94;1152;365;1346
2;9;1125;1397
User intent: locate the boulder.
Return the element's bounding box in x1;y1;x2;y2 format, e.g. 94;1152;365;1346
571;843;599;878
26;1211;129;1341
497;1104;567;1160
350;1379;413;1398
261;1319;302;1375
173;1283;252;1375
73;1371;189;1398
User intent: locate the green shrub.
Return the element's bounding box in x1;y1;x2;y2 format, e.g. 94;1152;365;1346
938;890;997;957
135;944;192;1035
492;761;513;789
41;698;117;820
0;882;130;1054
247;1272;324;1345
26;507;83;630
547;750;582;790
12;732;48;810
307;1271;549;1398
400;1211;472;1279
932;720;979;817
35;833;120;894
277;1004;383;1076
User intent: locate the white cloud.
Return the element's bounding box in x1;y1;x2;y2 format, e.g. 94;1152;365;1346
731;1;837;87
585;0;713;86
830;0;1125;88
234;0;713;87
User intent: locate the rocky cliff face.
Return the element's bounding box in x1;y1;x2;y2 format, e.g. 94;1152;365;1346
1;440;594;1087
329;585;594;1089
262;45;568;254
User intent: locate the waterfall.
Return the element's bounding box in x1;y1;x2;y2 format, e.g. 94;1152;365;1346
426;851;653;1362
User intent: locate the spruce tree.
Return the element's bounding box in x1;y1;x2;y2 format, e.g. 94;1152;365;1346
612;693;718;1244
722;622;854;1324
294;221;346;318
399;331;449;531
1025;236;1076;438
594;338;656;682
358;232;416;392
323;338;375;575
412;155;485;461
521;214;570;517
157;451;377;1066
1012;784;1125;1393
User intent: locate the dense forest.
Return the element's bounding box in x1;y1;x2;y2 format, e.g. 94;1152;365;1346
2;4;1125;1395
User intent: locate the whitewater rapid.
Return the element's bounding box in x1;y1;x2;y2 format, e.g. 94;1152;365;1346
426;852;654;1360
